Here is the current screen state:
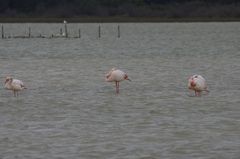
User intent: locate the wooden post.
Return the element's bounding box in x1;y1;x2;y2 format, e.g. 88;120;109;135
60;28;63;36
1;25;4;39
78;29;81;38
28;27;31;38
64;23;68;38
98;25;101;38
117;25;120;38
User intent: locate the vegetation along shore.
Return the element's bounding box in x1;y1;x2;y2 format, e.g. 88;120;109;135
0;0;240;23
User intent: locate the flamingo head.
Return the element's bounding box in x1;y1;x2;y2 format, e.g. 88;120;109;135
188;75;198;88
190;80;196;87
124;74;131;81
5;76;13;84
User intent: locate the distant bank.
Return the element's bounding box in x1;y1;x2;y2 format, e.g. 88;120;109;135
1;17;240;23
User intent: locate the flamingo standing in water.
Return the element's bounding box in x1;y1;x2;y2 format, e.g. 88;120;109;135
188;74;209;96
105;68;131;94
4;76;27;97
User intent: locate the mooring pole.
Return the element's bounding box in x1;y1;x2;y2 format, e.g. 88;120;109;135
60;28;63;36
79;28;81;38
28;27;31;38
64;22;68;38
1;25;4;39
98;25;101;38
117;25;120;38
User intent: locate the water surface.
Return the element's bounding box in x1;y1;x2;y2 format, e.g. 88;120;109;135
0;22;240;159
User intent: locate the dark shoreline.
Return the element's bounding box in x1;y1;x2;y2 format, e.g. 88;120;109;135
1;17;240;23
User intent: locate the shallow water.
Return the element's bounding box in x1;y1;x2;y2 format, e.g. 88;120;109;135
0;22;240;159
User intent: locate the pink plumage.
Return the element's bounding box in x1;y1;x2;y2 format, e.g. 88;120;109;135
4;76;26;97
188;74;209;96
105;68;131;94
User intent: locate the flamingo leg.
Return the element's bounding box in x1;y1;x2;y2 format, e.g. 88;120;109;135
117;82;119;93
115;82;118;94
13;90;16;97
198;91;202;96
195;91;201;97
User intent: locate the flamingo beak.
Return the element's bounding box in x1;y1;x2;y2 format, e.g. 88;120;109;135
127;78;131;81
190;81;196;87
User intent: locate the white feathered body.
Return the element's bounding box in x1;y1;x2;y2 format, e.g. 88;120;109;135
105;68;131;94
5;78;26;91
105;68;127;82
188;75;207;92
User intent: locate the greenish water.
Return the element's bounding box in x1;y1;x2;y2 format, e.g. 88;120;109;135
0;23;240;159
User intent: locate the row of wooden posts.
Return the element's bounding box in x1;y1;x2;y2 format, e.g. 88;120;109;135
1;24;121;39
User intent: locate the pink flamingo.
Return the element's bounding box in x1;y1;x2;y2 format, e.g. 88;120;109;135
188;74;209;96
4;76;27;97
105;68;131;94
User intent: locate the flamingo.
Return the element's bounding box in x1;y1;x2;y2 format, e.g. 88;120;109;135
188;74;209;96
105;68;131;94
4;76;27;97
